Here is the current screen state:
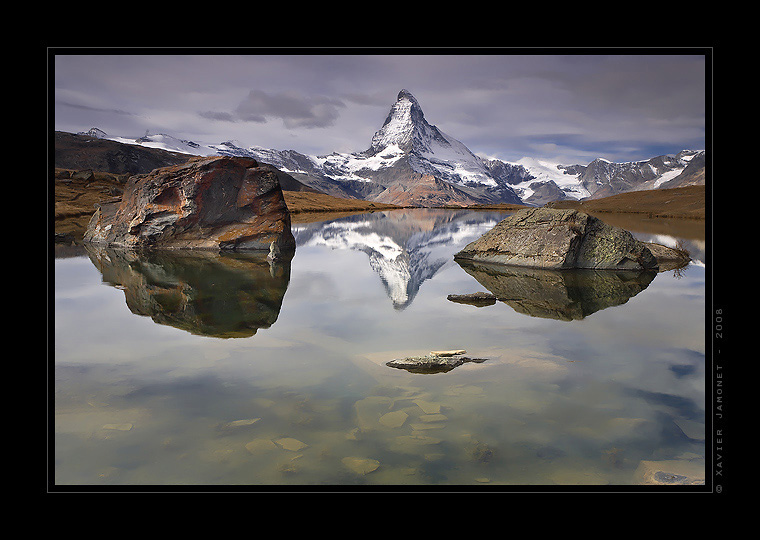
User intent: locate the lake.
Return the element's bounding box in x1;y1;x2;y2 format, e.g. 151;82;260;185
52;208;707;489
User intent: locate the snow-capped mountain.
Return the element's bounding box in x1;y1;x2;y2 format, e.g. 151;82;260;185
364;89;499;188
479;150;704;204
508;157;593;203
77;88;705;206
570;150;705;200
252;89;526;206
79;127;109;139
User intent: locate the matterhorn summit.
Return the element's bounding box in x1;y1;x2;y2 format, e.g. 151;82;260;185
368;89;447;155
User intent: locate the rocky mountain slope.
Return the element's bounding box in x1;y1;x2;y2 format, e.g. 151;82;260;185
69;89;705;207
569;150;705;200
54;130;320;192
55;130;192;175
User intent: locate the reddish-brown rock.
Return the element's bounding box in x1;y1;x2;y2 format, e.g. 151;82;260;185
84;156;296;252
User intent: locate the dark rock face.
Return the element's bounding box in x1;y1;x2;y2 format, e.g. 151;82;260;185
84;156;296;252
454;207;659;270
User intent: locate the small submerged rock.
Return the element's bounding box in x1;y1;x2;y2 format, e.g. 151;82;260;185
102;423;133;431
244;438;278;454
220;418;261;430
392;434;443;451
633;459;705;485
419;413;447;423
379;410;409;428
467;440;496;464
273;437;309;452
354;396;394;431
413;399;442;414
342;456;380;475
386;350;487;374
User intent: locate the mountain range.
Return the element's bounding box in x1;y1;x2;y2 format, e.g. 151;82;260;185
75;89;705;207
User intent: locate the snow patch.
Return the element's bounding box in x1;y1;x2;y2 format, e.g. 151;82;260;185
511;157;590;200
653;167;685;188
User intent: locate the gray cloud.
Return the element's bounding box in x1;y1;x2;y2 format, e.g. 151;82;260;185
53;52;707;164
56;100;138;117
234;90;346;128
339;91;390;107
198;110;238;122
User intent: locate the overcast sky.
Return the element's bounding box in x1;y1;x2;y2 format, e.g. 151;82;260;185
53;51;707;165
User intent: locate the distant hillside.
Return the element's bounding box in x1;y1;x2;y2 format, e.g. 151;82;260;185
54;131;193;174
53;131;320;193
546;185;705;219
283;192;404;217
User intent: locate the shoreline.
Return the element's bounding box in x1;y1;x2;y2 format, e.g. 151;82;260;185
283;191;410;216
544;185;705;220
54;170;706;242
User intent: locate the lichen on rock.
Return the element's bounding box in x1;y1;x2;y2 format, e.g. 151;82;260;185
454;207;685;271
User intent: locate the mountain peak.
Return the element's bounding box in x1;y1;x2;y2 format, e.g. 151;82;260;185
78;127;108;139
397;88;418;103
368;89;435;155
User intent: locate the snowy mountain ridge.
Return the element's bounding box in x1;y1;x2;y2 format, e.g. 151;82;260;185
76;89;704;206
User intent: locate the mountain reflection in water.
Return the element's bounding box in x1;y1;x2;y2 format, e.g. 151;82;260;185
82;208;680;332
292;209;506;310
85;245;291;338
455;259;657;321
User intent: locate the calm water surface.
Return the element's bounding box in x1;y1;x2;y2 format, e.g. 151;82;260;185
53;209;706;488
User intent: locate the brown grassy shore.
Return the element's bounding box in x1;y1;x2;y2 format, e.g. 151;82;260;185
438;202;530;211
545;185;705;220
543;185;706;240
53;167;706;243
53;168;128;242
437;186;706;220
52;168;410;242
283;192;408;223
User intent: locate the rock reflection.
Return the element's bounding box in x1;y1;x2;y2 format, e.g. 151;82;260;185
85;245;291;338
455;259;656;321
